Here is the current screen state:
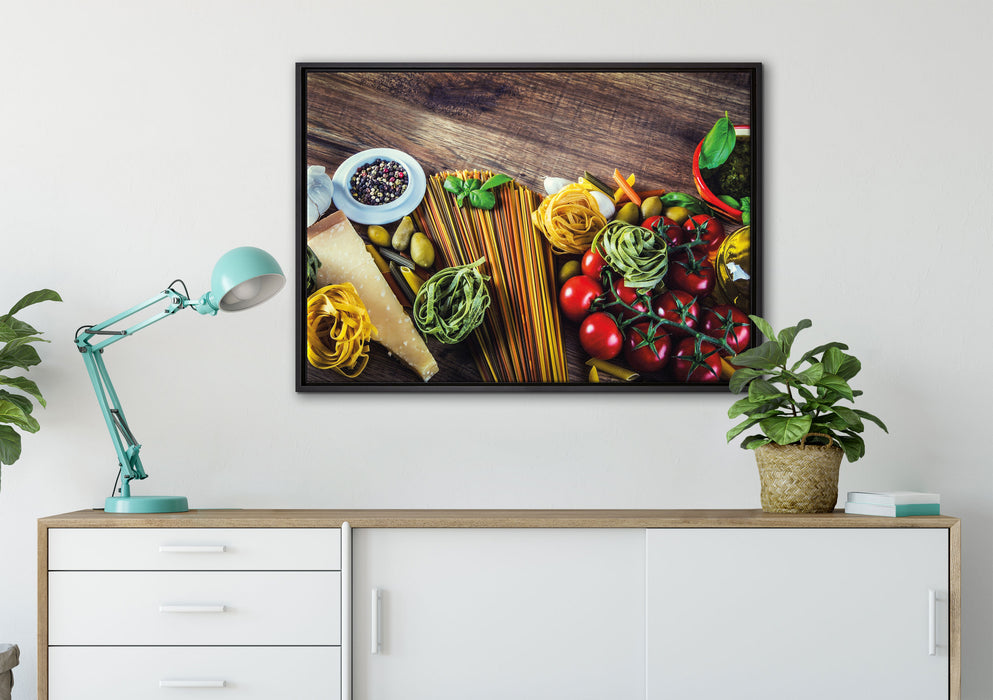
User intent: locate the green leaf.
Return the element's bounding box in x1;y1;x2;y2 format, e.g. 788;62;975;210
443;176;464;196
479;173;513;191
728;395;771;419
854;409;888;433
835;433;866;462
730;340;787;370
727;412;778;442
0;344;41;372
795;362;825;385
0;376;45;407
748;378;783;403
728;367;764;394
822;349;857;377
0;317;38;343
760;414;813;445
468;188;497;210
777;319;812;357
0;399;40;433
0;424;21;465
816;373;854;401
741;434;772;450
797;341;849;366
5;289;61;318
698;112;736;170
831;405;864;429
749;315;777;342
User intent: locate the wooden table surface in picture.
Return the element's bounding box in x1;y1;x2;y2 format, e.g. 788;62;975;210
303;68;755;388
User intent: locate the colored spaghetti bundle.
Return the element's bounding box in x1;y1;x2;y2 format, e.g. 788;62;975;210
413;172;568;383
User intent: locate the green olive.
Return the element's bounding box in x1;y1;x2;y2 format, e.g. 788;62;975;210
616;202;641;225
664;206;690;225
640;196;662;220
558;259;581;286
410;232;436;268
367;225;390;247
392;215;415;251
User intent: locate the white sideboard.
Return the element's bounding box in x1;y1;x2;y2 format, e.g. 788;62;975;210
38;509;961;700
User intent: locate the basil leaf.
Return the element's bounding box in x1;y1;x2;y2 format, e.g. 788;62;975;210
479;173;513;191
698;112;736;170
443;176;464;196
468;189;496;210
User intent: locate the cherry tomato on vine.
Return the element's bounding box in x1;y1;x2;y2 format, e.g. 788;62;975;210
641;215;684;247
683;214;726;254
559;275;603;323
668;252;716;297
623;323;673;374
579;312;623;360
653;289;701;336
701;305;751;354
581;247;608;279
610;278;650;320
672;337;722;383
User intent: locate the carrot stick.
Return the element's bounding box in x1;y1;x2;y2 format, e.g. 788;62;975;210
612;169;642;206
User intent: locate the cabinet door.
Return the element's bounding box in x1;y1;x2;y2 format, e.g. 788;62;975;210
646;528;949;700
352;528;645;700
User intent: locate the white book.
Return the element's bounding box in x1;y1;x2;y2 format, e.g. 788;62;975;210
845;501;940;517
846;490;940;506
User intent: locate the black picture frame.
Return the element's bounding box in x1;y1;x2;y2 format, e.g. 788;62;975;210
297;62;761;392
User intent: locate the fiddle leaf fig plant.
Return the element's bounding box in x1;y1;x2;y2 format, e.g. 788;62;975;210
0;289;61;487
726;315;887;463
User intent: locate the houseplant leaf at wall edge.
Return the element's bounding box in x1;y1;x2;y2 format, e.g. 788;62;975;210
0;288;62;490
725;315;888;512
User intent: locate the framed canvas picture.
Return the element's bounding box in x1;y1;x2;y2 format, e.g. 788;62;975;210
297;63;760;391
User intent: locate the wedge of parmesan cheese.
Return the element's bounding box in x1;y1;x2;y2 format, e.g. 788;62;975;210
308;211;439;381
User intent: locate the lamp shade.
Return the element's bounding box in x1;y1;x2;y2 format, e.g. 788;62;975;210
210;246;285;311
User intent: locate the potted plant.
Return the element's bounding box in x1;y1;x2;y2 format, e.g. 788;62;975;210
726;316;887;513
0;289;61;490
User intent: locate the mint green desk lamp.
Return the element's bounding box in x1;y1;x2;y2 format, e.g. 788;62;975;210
74;247;285;513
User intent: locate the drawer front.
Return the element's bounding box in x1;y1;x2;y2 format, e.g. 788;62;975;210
49;646;340;700
49;571;341;645
48;527;340;570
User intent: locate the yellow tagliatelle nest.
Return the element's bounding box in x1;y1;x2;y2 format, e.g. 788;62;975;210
306;283;377;378
531;183;608;254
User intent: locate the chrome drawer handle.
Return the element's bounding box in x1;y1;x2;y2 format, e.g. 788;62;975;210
160;679;226;688
159;604;226;613
158;545;227;553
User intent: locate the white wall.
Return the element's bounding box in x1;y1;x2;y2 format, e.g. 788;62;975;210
1;0;990;697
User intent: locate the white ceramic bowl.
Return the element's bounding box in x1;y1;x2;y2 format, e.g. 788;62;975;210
331;148;426;225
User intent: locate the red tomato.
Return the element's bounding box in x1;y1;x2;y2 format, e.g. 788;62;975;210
579;312;623;360
701;305;751;354
672;337;722;383
623;323;672;374
610;278;650;320
581;247;608;279
683;214;726;254
653;289;700;336
668;252;716;297
559;275;603;323
641;216;684;247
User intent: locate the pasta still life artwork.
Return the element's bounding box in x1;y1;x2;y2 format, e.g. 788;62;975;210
297;64;760;391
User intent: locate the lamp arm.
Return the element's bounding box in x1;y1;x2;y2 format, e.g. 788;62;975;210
74;285;209;491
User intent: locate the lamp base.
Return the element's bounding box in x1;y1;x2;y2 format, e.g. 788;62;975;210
105;495;189;514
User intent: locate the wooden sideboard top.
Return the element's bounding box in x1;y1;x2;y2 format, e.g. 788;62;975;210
38;508;960;529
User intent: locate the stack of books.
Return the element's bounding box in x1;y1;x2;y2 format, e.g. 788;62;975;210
845;491;940;517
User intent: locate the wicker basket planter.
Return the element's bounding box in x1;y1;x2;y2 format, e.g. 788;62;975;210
754;435;844;513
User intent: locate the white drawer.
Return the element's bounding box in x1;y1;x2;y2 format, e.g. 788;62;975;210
49;571;341;645
48;646;340;700
48;527;340;570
